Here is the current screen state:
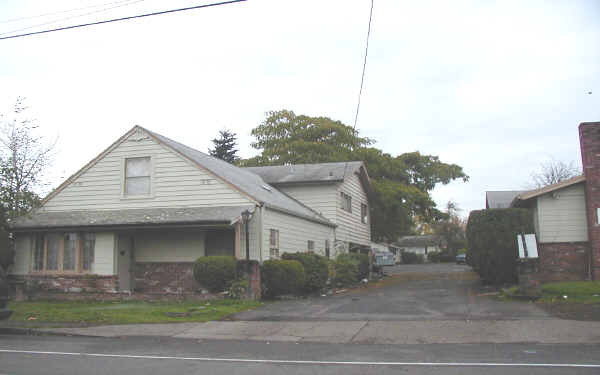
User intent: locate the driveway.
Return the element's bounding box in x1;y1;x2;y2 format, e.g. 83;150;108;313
232;263;549;321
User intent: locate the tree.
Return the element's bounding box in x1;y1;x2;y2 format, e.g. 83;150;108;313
0;98;54;220
209;129;239;164
431;201;467;256
244;110;469;241
530;159;580;188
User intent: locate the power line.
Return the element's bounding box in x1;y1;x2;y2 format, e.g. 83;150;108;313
0;0;137;24
0;0;247;41
0;0;147;37
353;0;374;131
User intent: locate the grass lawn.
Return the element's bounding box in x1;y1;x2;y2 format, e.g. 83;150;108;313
7;299;263;326
538;281;600;303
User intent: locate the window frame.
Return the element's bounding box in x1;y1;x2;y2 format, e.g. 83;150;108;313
269;229;280;259
340;192;352;213
121;155;154;199
325;239;330;258
31;232;95;275
307;240;315;251
361;203;368;224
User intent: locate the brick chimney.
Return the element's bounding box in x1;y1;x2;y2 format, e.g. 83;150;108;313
579;122;600;279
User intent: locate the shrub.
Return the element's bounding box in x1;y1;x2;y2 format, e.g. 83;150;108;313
401;252;423;264
281;252;329;293
332;256;358;286
338;253;370;279
228;279;249;299
193;256;237;293
428;251;454;263
261;259;305;298
466;208;534;285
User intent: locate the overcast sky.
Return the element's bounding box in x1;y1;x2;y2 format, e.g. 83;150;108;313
1;0;599;217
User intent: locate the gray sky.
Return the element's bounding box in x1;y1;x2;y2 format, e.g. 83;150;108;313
1;0;599;217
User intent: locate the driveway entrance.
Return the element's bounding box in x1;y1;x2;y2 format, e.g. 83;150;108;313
233;263;549;321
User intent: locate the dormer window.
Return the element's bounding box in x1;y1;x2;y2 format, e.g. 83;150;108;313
125;157;151;196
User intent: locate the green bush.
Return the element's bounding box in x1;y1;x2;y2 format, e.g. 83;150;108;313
228;279;249;299
466;208;534;285
261;259;305;298
193;256;237;293
401;252;423;264
332;256;358;286
281;252;329;293
428;251;454;263
338;253;370;280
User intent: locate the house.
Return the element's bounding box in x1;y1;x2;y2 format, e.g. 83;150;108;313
505;121;600;283
486;191;524;209
7;126;345;298
395;235;446;262
244;162;373;255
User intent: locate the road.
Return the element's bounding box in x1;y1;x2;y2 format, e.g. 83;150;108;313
1;263;599;374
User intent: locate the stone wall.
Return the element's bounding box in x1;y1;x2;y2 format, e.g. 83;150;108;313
9;274;118;301
518;241;589;288
134;262;199;295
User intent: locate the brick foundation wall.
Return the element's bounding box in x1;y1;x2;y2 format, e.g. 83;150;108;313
579;122;600;279
134;262;200;295
518;242;589;288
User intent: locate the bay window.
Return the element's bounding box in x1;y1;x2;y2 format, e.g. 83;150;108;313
32;233;95;273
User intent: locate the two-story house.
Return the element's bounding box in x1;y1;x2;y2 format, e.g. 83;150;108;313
8;126;340;297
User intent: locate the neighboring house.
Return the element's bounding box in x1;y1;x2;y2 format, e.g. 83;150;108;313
486;191;524;209
7;126;338;297
505;121;600;283
244;162;373;255
396;235;446;261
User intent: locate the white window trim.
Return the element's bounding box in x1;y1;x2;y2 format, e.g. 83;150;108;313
121;154;156;199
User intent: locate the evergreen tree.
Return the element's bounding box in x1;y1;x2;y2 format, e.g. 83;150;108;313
209;129;239;164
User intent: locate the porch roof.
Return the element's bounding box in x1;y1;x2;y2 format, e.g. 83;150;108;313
8;205;255;231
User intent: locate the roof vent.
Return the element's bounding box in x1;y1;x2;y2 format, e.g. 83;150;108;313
261;184;272;192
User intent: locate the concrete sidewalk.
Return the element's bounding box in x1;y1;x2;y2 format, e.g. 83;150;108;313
37;319;600;344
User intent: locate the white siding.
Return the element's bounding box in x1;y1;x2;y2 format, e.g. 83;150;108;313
42;133;252;212
536;183;588;243
336;173;371;246
262;207;334;259
278;184;338;222
134;229;205;262
10;234;31;275
94;232;116;275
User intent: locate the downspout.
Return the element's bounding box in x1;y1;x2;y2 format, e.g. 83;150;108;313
259;203;264;262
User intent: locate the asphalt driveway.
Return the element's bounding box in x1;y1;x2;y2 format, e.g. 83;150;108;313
232;263;549;321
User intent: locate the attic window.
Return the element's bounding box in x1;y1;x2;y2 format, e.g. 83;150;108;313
261;184;272;192
125;157;151;196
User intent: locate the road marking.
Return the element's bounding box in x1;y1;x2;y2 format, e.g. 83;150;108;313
1;349;599;368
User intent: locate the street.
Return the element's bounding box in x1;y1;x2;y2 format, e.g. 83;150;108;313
2;263;600;374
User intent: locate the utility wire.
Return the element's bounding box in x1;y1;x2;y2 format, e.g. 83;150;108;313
0;0;147;37
0;0;137;24
353;0;374;131
0;0;247;41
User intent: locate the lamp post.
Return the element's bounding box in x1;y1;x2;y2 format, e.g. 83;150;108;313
241;210;252;260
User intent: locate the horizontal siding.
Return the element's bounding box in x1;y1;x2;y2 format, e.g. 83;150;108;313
262;207;334;259
10;235;31;275
336;173;371;246
95;232;116;275
134;229;205;262
278;184;338;222
42;133;252;212
537;184;588;243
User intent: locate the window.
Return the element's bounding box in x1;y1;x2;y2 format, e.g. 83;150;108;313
307;240;315;251
340;192;352;213
32;232;95;273
361;203;368;224
269;229;279;258
125;157;151;196
325;240;330;258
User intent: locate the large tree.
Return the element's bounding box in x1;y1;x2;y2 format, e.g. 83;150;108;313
244;110;469;241
209;129;239;164
431;201;467;256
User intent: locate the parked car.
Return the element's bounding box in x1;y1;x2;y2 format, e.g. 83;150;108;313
372;248;396;267
455;253;466;264
0;265;12;320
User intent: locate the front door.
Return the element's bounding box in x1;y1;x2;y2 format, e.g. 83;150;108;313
118;235;134;292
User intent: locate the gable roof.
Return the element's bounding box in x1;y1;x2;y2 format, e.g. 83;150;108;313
244;161;373;195
142;128;334;226
486;190;524;209
511;175;585;206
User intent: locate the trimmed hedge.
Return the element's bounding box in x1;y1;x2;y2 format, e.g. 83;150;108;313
281;252;329;293
193;256;237;293
261;259;305;298
466;208;534;284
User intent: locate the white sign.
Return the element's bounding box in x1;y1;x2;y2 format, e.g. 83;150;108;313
517;234;538;259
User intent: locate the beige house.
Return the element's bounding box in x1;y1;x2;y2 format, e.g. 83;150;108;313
8;126;340;297
245;161;373;255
